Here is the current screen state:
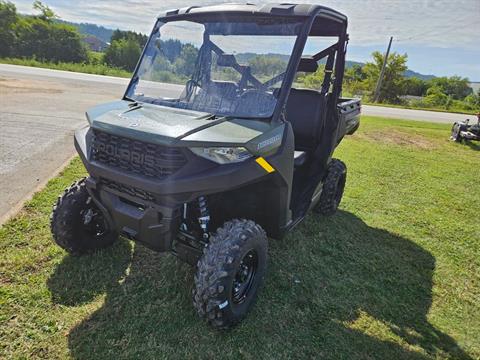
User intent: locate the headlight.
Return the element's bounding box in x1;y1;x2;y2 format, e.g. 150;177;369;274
189;147;252;164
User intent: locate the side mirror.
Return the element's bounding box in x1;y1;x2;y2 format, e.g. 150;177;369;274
297;57;318;73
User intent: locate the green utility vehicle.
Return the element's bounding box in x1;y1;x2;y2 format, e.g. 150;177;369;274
51;3;361;329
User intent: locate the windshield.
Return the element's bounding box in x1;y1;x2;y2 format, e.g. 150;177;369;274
126;19;302;118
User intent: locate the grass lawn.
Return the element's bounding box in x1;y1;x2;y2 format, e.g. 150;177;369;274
0;58;131;78
362;101;477;115
0;117;479;359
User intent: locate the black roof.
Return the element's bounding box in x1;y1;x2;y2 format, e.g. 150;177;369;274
158;3;347;35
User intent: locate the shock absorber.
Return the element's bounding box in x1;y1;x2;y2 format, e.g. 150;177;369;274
197;196;210;241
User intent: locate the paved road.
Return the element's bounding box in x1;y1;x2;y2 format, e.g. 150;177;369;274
0;64;472;223
0;65;127;223
361;104;472;124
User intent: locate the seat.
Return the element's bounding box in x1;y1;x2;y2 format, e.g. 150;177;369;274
285;88;326;152
294;151;307;167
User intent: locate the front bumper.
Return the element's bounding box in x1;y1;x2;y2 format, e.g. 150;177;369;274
85;177;180;252
74;126;283;251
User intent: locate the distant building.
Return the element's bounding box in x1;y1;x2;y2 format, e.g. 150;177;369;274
470;82;480;94
400;95;424;101
83;36;108;52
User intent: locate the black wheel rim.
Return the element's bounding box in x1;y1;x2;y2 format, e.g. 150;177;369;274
81;203;109;239
232;249;258;304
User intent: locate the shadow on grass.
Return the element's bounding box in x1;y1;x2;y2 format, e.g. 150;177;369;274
464;140;480;151
47;211;472;359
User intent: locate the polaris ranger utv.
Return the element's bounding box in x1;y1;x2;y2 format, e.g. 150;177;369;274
51;3;361;329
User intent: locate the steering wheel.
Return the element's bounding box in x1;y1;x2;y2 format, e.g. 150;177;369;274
185;79;202;101
236;89;276;116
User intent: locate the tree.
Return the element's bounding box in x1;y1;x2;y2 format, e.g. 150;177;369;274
4;1;88;63
363;51;408;103
344;64;366;84
32;0;56;21
343;64;368;96
111;29;147;47
15;16;88;63
248;55;286;77
48;24;90;62
104;38;141;71
401;77;429;97
427;76;472;100
160;39;182;62
105;30;148;71
173;43;198;76
0;0;17;57
464;91;480;110
153;55;173;72
423;86;448;107
1;0;89;63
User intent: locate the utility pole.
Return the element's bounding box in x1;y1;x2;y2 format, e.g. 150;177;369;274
373;36;393;103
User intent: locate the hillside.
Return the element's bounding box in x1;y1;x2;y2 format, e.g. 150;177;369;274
404;69;435;81
57;20;114;44
235;53;433;79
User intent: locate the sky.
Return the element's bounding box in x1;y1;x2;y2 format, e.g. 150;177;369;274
12;0;480;81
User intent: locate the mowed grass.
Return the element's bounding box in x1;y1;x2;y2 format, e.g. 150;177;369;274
0;58;131;78
0;117;479;359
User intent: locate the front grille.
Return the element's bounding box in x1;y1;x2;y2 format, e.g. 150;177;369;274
91;130;187;179
100;178;155;202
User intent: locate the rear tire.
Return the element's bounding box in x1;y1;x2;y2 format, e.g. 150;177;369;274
193;219;268;330
50;178;117;255
315;159;347;216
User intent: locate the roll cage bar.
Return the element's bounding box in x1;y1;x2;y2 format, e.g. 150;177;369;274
187;36;340;97
125;3;348;123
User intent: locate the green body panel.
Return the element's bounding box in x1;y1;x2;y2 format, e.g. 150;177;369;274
181;119;266;144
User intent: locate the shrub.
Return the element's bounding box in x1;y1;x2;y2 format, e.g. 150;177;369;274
104;38;141;71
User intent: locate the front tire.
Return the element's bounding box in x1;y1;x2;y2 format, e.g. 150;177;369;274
50;178;117;255
315;159;347;216
193;219;268;330
450;123;463;142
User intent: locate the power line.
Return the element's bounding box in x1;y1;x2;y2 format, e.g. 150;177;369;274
395;20;477;42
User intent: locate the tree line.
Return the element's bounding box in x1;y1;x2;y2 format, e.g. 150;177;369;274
300;51;479;112
0;1;147;71
0;1;88;63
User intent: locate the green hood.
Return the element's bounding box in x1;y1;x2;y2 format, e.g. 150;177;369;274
86;100;274;148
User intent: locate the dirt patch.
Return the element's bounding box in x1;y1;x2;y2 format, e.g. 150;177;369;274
355;129;437;150
0;77;63;94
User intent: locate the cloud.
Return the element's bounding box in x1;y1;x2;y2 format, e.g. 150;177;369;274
13;0;479;48
11;0;480;79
